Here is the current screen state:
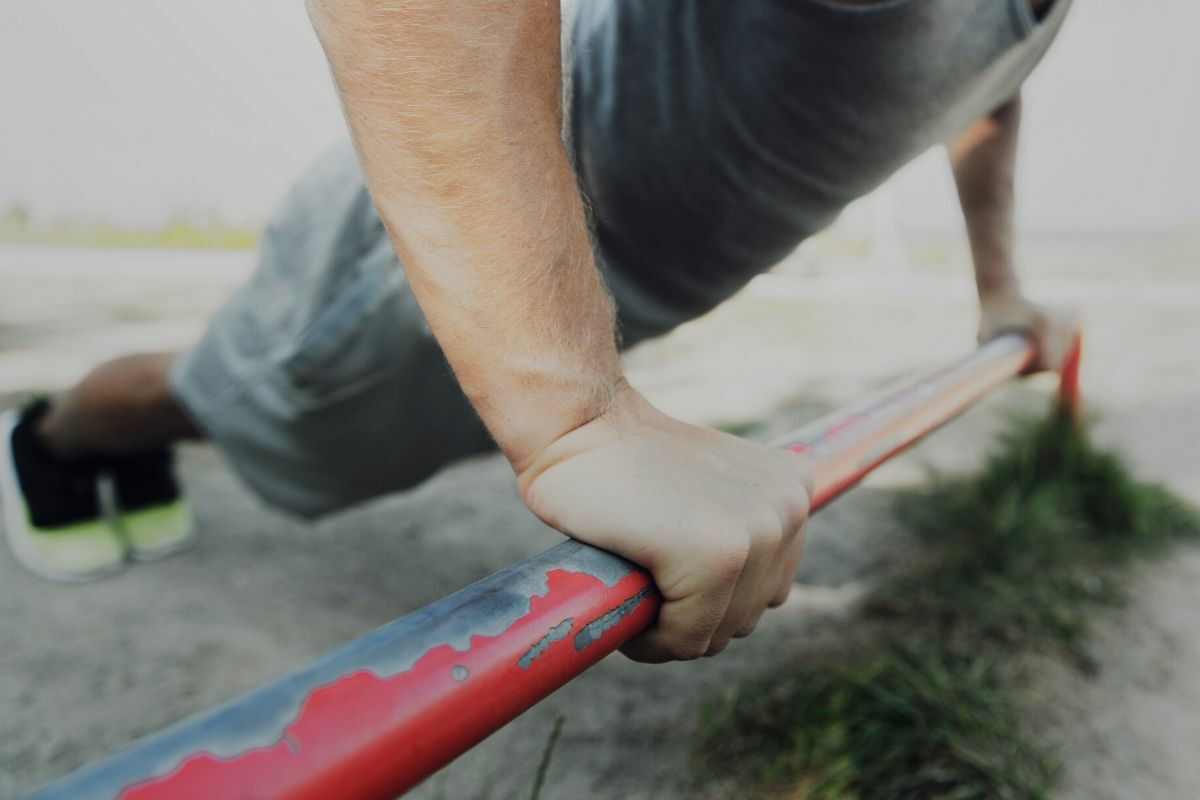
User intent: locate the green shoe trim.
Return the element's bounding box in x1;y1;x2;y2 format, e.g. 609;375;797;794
121;500;195;560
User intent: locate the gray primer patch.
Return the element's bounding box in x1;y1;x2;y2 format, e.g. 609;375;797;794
518;618;574;670
451;665;470;682
574;587;653;652
29;541;642;797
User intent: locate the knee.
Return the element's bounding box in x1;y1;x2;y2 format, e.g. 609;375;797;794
87;353;177;412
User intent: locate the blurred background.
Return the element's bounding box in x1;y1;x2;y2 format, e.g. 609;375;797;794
3;0;1199;236
2;2;1198;798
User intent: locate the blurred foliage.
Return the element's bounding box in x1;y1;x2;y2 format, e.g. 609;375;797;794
712;419;767;438
696;647;1054;800
0;206;257;250
694;410;1200;799
883;411;1200;666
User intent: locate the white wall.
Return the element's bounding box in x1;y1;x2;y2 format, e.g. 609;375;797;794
1;0;342;227
2;0;1197;234
884;0;1200;236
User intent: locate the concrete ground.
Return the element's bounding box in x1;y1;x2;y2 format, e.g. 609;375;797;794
1;236;1197;799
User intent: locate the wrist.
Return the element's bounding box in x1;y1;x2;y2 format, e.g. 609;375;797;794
978;292;1040;343
512;379;656;492
978;280;1024;308
501;370;634;476
970;248;1020;305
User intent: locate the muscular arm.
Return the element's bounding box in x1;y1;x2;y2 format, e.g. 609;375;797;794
950;94;1076;370
306;0;619;470
306;0;810;662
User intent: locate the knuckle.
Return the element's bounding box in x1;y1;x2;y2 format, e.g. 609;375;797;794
704;638;731;657
748;517;783;551
703;543;750;583
733;621;758;639
674;638;710;661
785;494;810;530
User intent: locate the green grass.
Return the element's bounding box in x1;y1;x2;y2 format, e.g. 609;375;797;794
530;715;566;800
696;647;1054;800
884;412;1200;663
712;419;767;438
693;410;1200;799
0;208;258;250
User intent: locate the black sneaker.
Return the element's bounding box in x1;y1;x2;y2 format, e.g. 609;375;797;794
0;400;126;581
108;445;195;561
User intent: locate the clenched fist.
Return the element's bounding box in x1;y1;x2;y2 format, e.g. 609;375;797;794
979;291;1079;374
516;384;811;663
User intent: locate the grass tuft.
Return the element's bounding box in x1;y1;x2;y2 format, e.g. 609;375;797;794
693;410;1200;799
884;411;1200;661
530;715;566;800
696;646;1055;800
0;207;258;250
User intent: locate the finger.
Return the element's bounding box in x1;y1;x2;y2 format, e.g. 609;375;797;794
769;532;806;608
733;528;798;637
763;476;809;610
1040;310;1081;374
732;486;808;637
732;590;768;640
708;529;780;653
620;573;737;663
1018;304;1078;374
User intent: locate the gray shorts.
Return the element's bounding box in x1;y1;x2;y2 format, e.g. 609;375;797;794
169;145;677;518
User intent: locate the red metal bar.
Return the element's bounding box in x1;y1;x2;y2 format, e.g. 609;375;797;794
28;332;1045;800
1057;332;1084;422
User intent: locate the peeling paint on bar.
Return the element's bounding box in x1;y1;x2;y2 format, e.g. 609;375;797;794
101;568;658;799
28;544;649;800
518;618;574;670
574;587;655;652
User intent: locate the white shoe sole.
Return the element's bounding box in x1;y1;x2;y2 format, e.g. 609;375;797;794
0;408;126;583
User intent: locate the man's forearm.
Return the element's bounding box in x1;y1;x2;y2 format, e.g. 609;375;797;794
306;0;621;470
950;95;1076;372
949;95;1023;302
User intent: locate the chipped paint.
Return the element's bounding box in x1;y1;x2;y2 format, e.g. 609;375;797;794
518;618;574;670
27;541;644;800
101;568;657;800
26;543;650;800
574;587;654;652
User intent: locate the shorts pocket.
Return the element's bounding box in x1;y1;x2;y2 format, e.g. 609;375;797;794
800;0;911;10
276;269;407;412
793;0;917;26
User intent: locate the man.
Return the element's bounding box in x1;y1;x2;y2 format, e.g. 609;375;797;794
1;0;1076;663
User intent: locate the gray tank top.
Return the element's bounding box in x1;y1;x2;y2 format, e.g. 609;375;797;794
570;0;1074;331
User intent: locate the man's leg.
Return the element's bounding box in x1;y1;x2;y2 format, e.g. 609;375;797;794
160;142;499;520
1;353;199;581
3;142;489;579
37;353;201;460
